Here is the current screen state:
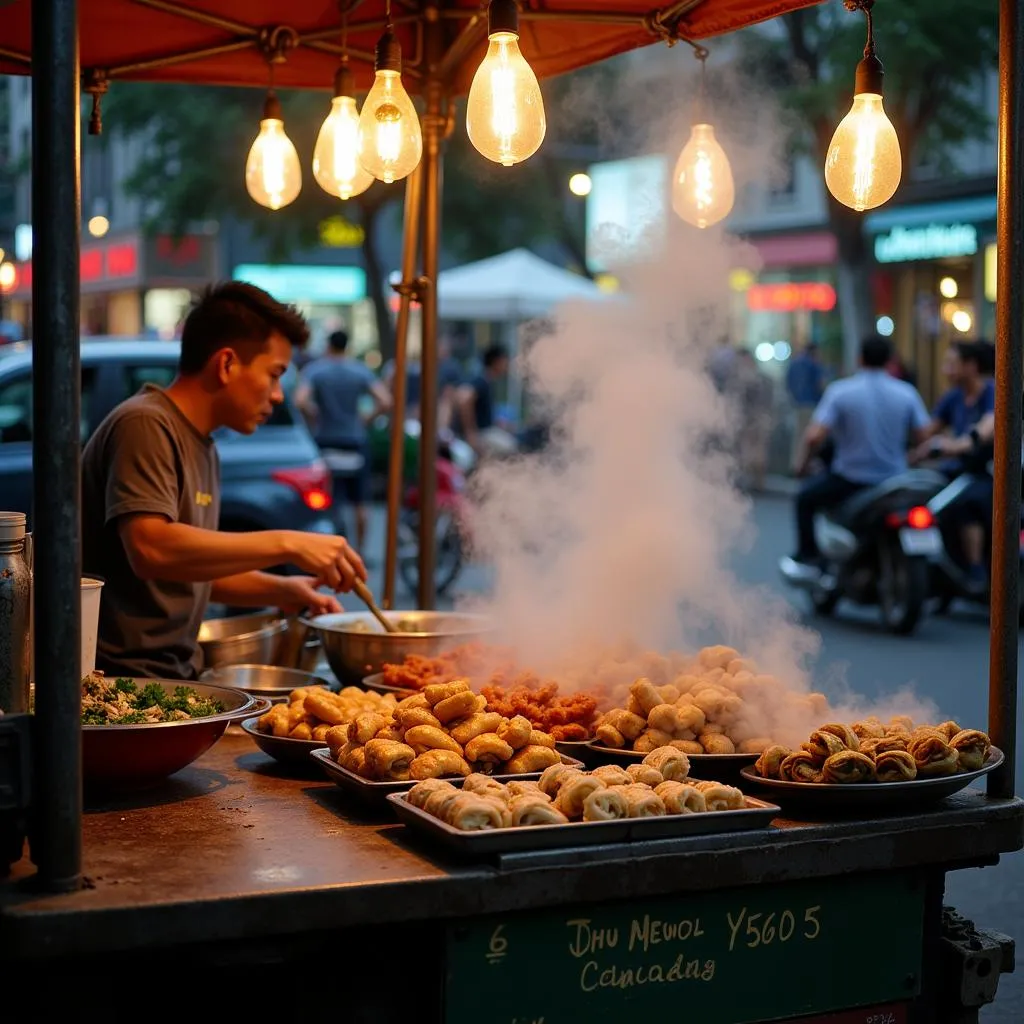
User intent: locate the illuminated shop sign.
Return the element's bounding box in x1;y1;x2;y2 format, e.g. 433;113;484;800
746;282;837;312
233;264;366;303
874;223;978;264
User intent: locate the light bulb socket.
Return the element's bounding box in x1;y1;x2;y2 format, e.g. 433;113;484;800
488;0;520;36
262;91;283;120
334;62;355;98
375;27;402;74
854;53;884;96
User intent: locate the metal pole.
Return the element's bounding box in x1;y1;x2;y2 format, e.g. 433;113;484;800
30;0;83;890
383;164;424;609
988;0;1023;800
416;69;445;609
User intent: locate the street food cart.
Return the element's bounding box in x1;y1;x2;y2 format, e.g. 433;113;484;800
0;1;1021;1020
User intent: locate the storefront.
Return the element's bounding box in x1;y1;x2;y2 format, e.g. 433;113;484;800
865;195;996;405
729;230;840;376
4;229;219;338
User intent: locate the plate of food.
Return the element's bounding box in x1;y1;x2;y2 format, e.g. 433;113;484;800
361;671;417;698
241;684;404;768
384;750;779;856
738;718;1002;811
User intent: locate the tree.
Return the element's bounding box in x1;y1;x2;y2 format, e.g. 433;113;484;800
102;82;401;357
740;0;999;369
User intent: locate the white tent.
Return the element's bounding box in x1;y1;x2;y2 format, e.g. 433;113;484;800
436;248;605;321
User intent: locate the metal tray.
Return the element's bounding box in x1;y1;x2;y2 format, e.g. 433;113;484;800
738;747;1004;812
239;716;326;770
310;747;585;806
585;741;759;781
361;671;417;697
386;791;780;857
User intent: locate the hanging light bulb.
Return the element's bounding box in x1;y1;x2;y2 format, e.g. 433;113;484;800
671;49;734;229
357;20;422;184
314;60;375;200
824;0;901;212
466;0;546;166
246;92;302;210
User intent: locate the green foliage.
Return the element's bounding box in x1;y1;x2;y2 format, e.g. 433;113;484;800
740;0;999;166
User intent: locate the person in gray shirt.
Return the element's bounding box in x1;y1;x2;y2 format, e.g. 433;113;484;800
295;329;391;551
82;282;367;680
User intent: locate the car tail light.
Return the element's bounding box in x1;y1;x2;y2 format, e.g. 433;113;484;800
272;460;333;512
886;506;934;529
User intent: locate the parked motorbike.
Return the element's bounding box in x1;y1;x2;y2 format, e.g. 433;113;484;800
778;469;949;635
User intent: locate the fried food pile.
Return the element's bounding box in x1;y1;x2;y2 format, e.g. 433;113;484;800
406;745;747;831
256;686;398;743
480;680;599;742
379;642;515;690
754;717;992;784
326;678;562;781
593;646;832;755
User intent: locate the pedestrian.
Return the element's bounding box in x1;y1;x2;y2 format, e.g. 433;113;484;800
81;282;363;681
455;343;517;458
295;328;392;553
731;349;775;493
786;342;825;474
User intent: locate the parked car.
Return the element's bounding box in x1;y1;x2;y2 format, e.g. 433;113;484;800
0;340;337;565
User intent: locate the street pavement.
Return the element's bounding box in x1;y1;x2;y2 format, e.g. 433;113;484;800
361;495;1023;1020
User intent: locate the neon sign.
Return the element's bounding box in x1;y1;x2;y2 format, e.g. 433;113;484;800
746;282;837;312
874;224;978;264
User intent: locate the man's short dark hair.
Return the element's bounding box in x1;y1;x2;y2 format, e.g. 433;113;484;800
179;281;310;375
954;340;995;376
483;344;508;369
328;329;349;353
860;334;892;368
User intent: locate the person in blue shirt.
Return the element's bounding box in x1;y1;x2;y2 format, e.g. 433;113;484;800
786;342;825;471
911;340;996;590
295;329;392;551
790;334;931;566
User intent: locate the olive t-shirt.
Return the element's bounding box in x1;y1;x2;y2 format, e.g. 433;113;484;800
82;386;220;680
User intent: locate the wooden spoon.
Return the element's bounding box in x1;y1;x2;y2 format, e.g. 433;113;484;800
352;579;399;633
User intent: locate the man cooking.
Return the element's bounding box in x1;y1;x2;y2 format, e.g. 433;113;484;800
82;282;366;680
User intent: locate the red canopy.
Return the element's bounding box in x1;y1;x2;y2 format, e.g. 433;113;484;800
0;1;821;94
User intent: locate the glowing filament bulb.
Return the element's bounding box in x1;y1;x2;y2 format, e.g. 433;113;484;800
671;123;734;229
313;92;374;200
245;111;302;211
825;92;902;212
466;0;546;166
357;68;422;184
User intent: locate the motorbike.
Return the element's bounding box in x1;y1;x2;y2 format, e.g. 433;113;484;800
778;468;949;635
924;466;1024;621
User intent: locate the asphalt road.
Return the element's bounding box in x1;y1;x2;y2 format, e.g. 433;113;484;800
365;495;1023;1020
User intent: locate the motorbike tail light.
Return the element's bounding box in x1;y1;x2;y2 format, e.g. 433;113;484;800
272;460;334;512
906;506;934;529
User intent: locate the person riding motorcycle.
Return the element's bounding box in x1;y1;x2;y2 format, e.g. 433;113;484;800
790;334;931;569
910;340;996;593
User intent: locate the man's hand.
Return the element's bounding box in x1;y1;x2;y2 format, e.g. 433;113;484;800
281;532;366;592
274;575;342;616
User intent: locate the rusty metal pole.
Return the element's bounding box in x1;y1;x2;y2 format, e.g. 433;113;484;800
30;0;83;890
988;0;1024;799
382;164;424;610
416;16;446;610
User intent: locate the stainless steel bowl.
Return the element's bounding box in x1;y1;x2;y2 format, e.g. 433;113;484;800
199;663;333;699
303;610;494;686
198;611;288;669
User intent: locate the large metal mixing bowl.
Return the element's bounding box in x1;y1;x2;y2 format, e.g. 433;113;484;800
83;681;268;791
302;610;494;686
199;663;333;699
198;611;288;669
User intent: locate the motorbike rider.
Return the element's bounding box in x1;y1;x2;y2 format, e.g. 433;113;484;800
789;334;931;568
910;340;996;591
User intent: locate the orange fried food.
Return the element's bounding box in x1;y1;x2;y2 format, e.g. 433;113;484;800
481;683;598;739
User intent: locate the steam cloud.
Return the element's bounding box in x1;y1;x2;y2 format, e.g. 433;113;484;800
456;52;941;731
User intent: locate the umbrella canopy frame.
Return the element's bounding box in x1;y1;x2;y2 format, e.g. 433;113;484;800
7;0;1021;898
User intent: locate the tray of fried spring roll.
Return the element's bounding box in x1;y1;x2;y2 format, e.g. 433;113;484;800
383;751;781;856
309;748;586;806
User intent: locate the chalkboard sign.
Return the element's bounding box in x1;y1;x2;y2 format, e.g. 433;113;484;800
445;873;924;1024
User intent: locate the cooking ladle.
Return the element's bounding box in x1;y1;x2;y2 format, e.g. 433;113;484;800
352;579;399;633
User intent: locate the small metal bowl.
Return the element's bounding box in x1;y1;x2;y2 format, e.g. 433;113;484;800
199;663;334;700
303;610;494;686
198;611;288;669
239;716;325;770
83;680;269;792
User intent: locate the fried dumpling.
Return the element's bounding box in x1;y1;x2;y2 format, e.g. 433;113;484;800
555;775;606;819
909;734;960;777
508;794;569;827
642;746;691;782
621;784;666;818
626;763;665;787
446;793;505;831
581;787;630;822
755;744;790;779
654;780;707;814
949;729;991;771
590;764;633;787
874;749;917;782
822;750;875;784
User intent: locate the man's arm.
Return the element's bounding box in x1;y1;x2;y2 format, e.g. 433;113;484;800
210;571;340;616
119;516;363;591
368;378;392;418
456;383;479;450
792;387;835;475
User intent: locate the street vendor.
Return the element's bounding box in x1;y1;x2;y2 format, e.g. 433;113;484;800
81;282;366;680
